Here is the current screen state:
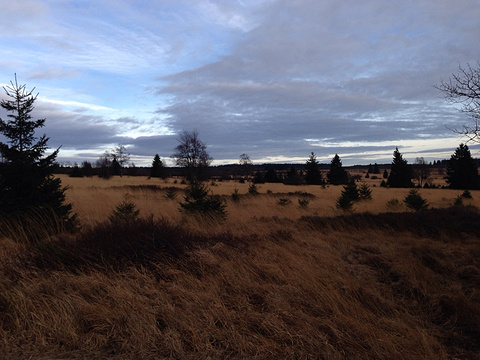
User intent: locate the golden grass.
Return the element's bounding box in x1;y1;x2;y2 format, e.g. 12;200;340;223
0;174;479;359
59;174;480;228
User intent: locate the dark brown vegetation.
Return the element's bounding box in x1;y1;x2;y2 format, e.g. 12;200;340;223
1;206;479;359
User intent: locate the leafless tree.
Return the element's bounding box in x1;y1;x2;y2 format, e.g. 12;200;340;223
172;130;212;183
112;145;130;164
436;62;480;143
413;157;430;188
96;152;112;179
239;153;252;179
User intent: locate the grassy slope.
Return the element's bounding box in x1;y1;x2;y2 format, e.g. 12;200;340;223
1;205;479;359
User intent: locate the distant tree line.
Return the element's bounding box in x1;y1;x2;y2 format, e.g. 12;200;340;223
58;141;480;190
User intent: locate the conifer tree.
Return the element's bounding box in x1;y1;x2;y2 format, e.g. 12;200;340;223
110;158;122;176
151;154;166;178
358;183;372;200
336;179;358;211
264;168;280;183
446;143;479;189
284;165;303;185
0;76;74;227
327;154;348;185
387;147;413;188
253;170;265;184
305;152;324;185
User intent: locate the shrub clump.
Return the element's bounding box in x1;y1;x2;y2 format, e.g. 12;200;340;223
298;198;310;208
277;198;291;206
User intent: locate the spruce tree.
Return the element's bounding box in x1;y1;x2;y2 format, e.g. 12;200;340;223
336;179;358;211
327;154;348;185
305;152;324;185
0;76;74;227
446;144;479;189
151;154;165;178
264;168;280;183
387;147;413;188
284;165;302;185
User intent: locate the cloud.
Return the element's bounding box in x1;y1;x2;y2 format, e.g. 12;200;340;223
1;0;480;166
154;0;480;164
28;68;82;80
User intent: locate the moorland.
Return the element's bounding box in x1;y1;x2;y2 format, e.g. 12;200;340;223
0;171;479;359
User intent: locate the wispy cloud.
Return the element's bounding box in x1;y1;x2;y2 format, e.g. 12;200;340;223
39;98;115;113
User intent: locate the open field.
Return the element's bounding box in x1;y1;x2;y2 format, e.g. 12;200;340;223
0;174;479;359
60;174;480;227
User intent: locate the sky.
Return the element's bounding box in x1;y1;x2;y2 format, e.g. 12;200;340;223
1;0;480;167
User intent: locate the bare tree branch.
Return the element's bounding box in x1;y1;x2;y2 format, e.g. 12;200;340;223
436;62;480;143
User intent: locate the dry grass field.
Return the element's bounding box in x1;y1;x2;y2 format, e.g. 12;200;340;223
61;172;478;226
0;173;479;359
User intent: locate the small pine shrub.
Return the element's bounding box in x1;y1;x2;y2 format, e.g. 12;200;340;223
336;180;359;212
358;183;372;201
248;183;259;195
462;190;473;199
385;198;401;210
109;201;140;223
180;182;227;220
231;189;240;202
454;195;464;206
403;189;428;211
165;188;177;200
336;193;354;212
343;180;359;202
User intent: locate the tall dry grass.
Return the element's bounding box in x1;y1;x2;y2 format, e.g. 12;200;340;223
59;174;480;229
0;175;479;359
